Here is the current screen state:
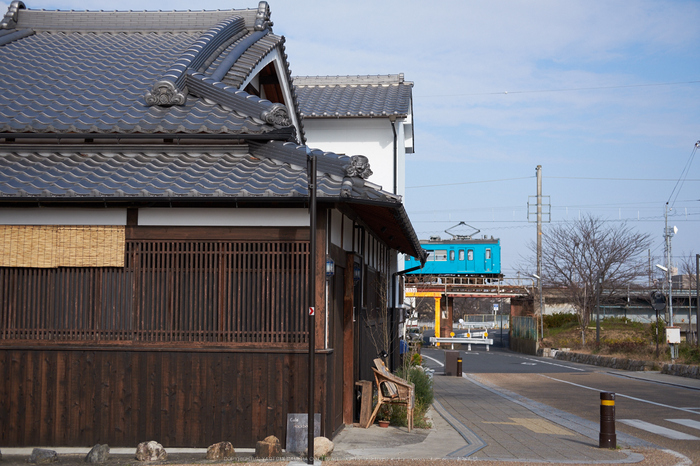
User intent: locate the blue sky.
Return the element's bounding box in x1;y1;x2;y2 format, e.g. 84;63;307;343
3;0;699;278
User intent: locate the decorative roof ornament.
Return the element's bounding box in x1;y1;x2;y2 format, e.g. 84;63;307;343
344;155;373;179
254;1;273;31
144;16;247;107
144;80;187;107
261;103;291;126
1;1;25;29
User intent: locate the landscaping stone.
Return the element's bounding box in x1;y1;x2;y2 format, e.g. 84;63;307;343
135;441;167;461
85;444;110;463
302;436;334;459
205;441;234;460
28;448;58;464
255;435;281;458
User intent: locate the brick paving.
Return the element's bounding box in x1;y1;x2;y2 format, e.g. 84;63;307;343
433;374;631;462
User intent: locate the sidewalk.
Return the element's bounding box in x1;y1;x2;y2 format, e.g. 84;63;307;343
332;371;649;463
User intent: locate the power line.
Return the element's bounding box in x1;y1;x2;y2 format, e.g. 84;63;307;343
415;79;700;98
549;176;700;182
407;176;533;189
668;141;699;207
407;175;700;190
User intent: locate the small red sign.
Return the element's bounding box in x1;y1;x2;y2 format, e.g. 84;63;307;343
309;307;315;316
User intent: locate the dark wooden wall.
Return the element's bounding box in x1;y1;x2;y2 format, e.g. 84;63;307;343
0;347;329;448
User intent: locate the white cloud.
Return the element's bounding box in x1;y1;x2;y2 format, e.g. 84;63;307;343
8;0;700;271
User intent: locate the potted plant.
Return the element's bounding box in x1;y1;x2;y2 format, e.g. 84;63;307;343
377;404;391;427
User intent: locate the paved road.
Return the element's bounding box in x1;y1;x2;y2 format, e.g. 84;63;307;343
421;346;700;464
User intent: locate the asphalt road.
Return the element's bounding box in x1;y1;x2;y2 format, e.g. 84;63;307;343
421;346;700;464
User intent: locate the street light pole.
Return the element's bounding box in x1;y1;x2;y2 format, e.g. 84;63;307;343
664;204;675;327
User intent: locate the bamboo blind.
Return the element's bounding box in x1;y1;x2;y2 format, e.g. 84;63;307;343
0;225;125;268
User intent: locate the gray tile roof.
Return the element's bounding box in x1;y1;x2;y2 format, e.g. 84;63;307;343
0;141;399;203
0;2;302;140
294;74;413;118
0;140;422;257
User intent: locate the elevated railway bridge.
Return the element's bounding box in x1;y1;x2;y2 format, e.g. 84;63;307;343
404;275;699;344
404;275;536;342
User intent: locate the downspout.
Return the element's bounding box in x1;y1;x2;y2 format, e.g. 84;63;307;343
389;264;425;370
390;116;397;195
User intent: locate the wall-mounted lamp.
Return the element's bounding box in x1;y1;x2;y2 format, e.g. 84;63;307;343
326;257;335;278
353;263;362;283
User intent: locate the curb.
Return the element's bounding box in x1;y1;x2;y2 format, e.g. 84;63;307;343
552;351;700;379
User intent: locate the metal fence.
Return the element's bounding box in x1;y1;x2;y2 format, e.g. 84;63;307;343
457;313;510;329
511;315;536;340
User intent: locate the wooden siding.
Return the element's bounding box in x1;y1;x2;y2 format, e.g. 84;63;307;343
0;239;309;345
0;348;328;447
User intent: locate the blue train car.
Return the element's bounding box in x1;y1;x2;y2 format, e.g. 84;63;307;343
405;236;501;276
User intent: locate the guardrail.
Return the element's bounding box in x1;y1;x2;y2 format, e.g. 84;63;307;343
429;336;494;351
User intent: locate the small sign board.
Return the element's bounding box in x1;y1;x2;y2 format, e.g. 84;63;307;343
666;327;681;344
286;413;321;454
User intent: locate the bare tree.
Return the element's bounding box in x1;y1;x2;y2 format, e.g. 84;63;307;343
527;215;652;343
678;252;699;290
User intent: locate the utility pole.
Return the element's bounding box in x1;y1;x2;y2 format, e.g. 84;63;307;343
596;272;602;346
306;153;317;465
536;165;543;342
528;166;549;343
696;254;699;348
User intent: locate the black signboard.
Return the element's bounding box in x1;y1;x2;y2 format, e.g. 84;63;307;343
285;413;321;454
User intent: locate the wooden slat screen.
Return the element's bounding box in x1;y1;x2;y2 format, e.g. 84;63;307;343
0;240;309;344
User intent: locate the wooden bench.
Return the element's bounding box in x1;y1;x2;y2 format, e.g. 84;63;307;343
364;358;415;432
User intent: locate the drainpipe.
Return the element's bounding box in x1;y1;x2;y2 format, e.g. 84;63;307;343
390;116;397;195
390;264;425;370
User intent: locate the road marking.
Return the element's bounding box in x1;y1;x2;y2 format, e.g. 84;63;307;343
421;353;444;367
521;362;536;365
539;374;699;414
517;356;586;371
484;417;573;435
618;420;700;440
668;419;700;431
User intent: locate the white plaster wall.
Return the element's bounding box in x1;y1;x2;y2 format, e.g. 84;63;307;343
0;208;126;225
138;208;309;226
343;214;354;251
303;118;408;198
330;209;342;247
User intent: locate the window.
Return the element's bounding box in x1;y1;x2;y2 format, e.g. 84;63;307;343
458;250;465;261
467;250;474;261
485;249;491;260
435;250;447;261
449;250;455;261
427;251;434;261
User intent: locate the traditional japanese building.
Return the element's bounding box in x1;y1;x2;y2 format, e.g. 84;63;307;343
0;1;425;447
